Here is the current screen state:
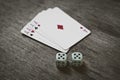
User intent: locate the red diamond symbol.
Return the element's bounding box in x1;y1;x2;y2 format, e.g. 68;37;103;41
31;30;35;33
57;25;64;30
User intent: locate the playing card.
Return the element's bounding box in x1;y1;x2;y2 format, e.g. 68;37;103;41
35;7;91;49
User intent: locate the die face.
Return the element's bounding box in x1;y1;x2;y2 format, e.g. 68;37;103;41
71;52;83;67
56;52;67;61
56;53;67;67
72;52;83;61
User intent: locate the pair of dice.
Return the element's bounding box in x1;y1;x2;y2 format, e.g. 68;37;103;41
56;52;83;67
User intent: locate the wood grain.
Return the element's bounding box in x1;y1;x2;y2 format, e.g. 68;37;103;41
0;0;120;80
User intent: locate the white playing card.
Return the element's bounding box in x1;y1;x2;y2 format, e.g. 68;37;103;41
21;9;69;52
36;7;91;49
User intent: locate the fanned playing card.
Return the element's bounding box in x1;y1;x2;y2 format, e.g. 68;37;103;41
21;7;91;52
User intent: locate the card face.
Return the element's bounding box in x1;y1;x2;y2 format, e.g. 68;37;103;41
21;9;69;52
36;7;91;49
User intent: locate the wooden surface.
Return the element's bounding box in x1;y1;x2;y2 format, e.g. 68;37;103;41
0;0;120;80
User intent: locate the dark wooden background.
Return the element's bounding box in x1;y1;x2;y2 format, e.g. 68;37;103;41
0;0;120;80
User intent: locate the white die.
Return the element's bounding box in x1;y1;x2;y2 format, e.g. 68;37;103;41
56;52;67;67
71;52;83;66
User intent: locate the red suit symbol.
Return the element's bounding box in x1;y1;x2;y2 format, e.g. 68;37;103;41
57;25;64;30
